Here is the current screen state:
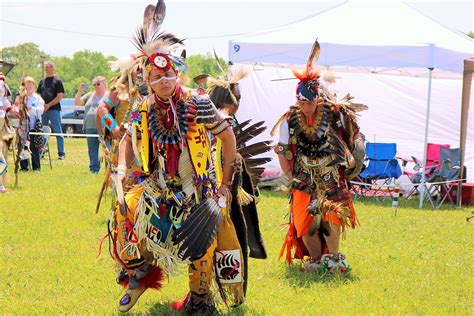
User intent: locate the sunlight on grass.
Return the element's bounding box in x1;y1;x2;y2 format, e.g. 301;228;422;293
1;139;473;314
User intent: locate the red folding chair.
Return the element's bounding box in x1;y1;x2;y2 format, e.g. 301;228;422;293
402;143;450;200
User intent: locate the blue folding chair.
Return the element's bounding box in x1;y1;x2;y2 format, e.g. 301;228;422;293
357;142;402;200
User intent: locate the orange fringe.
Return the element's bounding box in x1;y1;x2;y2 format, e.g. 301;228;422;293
292;67;320;82
278;223;307;265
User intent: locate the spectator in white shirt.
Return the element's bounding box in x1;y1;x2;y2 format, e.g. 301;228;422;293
20;76;45;171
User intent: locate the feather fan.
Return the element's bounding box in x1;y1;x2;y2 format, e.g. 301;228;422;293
174;198;222;260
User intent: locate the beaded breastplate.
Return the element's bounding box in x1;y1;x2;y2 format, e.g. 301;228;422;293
147;101;197;150
145;98;212;185
287;104;332;158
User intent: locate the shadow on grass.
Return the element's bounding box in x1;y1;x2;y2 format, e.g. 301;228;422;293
353;196;464;211
284;264;359;289
127;300;263;316
144;301;179;316
223;304;264;316
118;301;177;316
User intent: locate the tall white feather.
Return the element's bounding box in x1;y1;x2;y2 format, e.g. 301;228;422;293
141;37;176;57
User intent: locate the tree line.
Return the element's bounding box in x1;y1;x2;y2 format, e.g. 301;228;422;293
1;42;227;98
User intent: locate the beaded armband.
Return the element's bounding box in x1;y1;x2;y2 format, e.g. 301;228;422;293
103;97;119;109
101;113;118;132
274;142;293;160
208;118;232;136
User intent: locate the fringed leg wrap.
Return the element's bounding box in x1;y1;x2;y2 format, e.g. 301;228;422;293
323;199;359;231
184;241;220;314
215;215;245;307
189;240;216;297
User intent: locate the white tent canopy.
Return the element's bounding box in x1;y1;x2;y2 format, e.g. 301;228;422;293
228;1;474;185
233;65;473;179
229;1;474;76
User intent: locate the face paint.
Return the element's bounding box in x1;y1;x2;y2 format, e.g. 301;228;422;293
149;76;176;85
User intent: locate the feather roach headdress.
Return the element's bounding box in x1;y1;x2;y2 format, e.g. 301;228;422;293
108;0;187;87
293;39;321;101
131;0;187;77
205;50;248;108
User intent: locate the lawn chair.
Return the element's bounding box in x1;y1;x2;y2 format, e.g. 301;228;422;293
402;143;450;199
40;125;53;170
427;147;462;208
357;142;402;200
426;143;451;171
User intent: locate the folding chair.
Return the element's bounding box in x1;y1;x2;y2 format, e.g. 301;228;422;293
357;142;402;200
402;143;450;199
40;125;53;170
427;147;462;208
426;143;451;171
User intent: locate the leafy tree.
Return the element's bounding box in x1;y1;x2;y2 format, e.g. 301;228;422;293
55;50;117;97
1;44;117;98
183;53;228;87
2;43;227;98
1;42;50;97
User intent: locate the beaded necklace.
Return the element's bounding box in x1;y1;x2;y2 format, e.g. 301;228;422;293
147;87;199;150
147;88;198;177
288;104;332;157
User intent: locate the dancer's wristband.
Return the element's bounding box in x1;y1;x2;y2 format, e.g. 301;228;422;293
101;113;118;132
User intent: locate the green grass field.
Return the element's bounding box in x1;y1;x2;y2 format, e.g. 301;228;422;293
1;138;473;315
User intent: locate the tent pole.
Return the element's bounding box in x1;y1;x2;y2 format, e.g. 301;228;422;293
419;67;434;209
457;58;474;207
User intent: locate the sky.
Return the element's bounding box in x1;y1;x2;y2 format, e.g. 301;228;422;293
1;0;473;60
